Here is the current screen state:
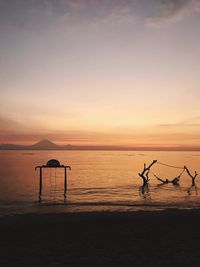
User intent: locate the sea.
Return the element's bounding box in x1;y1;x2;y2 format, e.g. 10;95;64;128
0;150;200;217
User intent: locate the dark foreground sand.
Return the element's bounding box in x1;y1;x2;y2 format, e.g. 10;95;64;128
1;209;200;267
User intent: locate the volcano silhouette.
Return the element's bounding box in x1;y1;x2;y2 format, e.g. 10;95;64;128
30;139;59;149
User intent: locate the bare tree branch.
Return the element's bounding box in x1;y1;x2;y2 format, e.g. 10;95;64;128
184;165;198;186
138;160;157;185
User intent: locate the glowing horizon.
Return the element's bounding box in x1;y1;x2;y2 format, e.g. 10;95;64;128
1;0;200;147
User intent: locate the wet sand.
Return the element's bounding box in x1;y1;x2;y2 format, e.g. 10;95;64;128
0;209;200;266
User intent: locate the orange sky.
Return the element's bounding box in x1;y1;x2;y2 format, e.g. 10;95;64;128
1;0;200;147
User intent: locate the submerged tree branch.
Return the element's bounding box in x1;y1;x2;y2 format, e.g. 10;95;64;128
184;165;198;186
138;160;157;185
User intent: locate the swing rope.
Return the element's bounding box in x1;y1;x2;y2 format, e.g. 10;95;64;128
149;170;160;180
157;161;184;170
150;168;185;180
148;161;185;180
49;168;58;198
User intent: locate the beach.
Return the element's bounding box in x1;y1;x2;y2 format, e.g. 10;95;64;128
1;209;200;266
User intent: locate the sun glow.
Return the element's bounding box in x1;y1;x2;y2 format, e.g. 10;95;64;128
1;0;200;148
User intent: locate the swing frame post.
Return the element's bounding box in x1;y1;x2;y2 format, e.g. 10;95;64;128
64;167;67;198
64;166;71;198
35;166;43;200
35;159;71;201
39;167;43;197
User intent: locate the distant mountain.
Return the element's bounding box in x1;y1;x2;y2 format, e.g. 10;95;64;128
1;139;200;151
0;139;73;150
30;139;61;150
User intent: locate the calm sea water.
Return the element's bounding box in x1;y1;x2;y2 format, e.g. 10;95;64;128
0;150;200;216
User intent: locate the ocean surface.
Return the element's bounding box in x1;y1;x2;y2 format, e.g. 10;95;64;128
0;150;200;216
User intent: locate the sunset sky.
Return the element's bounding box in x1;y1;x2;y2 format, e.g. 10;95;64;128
1;0;200;147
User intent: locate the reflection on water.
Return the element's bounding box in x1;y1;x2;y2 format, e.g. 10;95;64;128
139;184;151;200
0;150;200;216
186;185;198;196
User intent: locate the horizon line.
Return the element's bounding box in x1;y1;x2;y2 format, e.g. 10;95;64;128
1;139;200;151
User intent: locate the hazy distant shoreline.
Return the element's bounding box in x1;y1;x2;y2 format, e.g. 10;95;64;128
1;139;200;151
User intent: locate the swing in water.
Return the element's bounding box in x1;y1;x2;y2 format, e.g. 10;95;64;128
151;169;185;185
150;161;185;185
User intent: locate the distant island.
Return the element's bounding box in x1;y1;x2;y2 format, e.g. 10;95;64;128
0;139;200;151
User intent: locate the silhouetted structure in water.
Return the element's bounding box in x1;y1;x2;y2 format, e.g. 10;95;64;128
138;160;157;186
184;165;198;186
35;159;71;201
154;174;181;185
149;165;185;186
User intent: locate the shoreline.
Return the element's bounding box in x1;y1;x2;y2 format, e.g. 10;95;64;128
1;207;200;224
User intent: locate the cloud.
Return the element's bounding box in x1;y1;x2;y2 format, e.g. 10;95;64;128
157;117;200;129
0;0;135;27
0;114;44;135
146;0;200;26
1;0;199;29
0;116;23;133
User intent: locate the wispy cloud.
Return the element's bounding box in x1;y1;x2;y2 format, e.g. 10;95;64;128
1;0;199;29
157;116;200;129
0;115;27;134
146;0;200;27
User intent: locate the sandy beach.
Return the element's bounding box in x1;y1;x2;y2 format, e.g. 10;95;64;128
1;209;200;266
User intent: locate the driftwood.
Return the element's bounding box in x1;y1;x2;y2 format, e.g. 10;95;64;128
184;165;198;186
138;160;157;186
154;174;180;185
157;177;180;185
